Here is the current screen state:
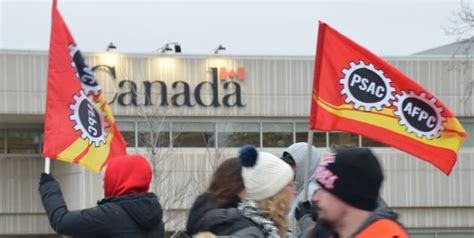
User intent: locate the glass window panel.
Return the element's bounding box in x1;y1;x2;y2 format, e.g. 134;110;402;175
361;136;387;147
408;234;434;238
328;132;359;148
263;123;292;147
218;123;260;147
0;129;5;153
295;123;327;147
438;234;474;238
461;121;473;147
137;122;170;148
173;122;215;148
117;122;136;148
6;129;41;154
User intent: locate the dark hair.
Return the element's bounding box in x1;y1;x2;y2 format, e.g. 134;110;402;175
207;157;244;206
281;153;296;168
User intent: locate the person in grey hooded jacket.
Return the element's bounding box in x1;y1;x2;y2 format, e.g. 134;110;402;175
281;142;320;237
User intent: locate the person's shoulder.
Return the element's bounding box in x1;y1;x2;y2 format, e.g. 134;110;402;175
355;218;408;238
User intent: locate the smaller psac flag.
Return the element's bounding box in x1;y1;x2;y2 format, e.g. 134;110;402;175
310;21;467;175
42;0;126;172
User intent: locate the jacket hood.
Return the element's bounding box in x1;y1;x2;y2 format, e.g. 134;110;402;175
201;207;254;235
100;193;163;231
352;197;399;235
186;192;241;235
186;193;219;235
283;142;319;193
103;155;151;197
373;197;398;220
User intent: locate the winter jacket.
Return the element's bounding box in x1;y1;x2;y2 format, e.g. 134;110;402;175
186;192;249;236
283;143;319;237
351;205;408;238
230;226;265;238
201;207;264;237
39;176;165;238
300;198;403;238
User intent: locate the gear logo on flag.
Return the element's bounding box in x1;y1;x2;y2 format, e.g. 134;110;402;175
340;61;395;111
69;91;108;147
69;44;101;96
393;91;446;139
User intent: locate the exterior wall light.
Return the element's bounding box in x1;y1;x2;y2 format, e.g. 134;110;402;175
106;42;117;52
213;44;226;54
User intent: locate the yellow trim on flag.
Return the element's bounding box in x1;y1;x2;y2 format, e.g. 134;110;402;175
315;96;465;152
96;93;116;123
57;137;89;163
78;131;115;173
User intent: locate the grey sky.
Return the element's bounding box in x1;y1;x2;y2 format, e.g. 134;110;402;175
0;0;467;56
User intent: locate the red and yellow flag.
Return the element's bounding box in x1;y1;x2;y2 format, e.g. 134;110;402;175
42;0;126;172
310;22;467;175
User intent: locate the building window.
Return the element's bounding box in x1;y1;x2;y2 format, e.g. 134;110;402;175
172;122;215;148
408;234;434;238
361;136;386;147
0;129;5;153
217;123;260;147
137;122;170;148
461;121;473;148
295;123;327;147
117;122;136;148
262;123;293;147
328;132;359;148
6;129;42;154
438;234;474;238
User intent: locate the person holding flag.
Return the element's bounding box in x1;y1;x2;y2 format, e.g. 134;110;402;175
39;155;165;237
39;1;164;237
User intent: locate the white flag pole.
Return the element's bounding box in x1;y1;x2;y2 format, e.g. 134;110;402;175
44;157;51;174
303;130;314;201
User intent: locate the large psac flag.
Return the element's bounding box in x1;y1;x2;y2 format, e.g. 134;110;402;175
42;0;127;172
310;22;467;175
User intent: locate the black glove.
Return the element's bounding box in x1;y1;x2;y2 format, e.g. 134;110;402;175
39;172;56;186
295;200;313;221
310;203;319;221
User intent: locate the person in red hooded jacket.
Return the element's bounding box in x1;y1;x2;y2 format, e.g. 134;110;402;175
39;155;164;238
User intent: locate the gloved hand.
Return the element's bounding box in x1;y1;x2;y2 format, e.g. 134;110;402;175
295;200;313;221
39;172;56;186
310;203;319;221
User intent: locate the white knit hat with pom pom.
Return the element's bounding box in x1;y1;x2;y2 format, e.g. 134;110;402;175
239;145;294;201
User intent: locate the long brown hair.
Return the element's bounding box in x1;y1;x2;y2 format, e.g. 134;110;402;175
257;186;292;238
208;157;244;206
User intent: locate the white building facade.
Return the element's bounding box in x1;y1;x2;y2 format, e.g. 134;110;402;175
0;50;473;237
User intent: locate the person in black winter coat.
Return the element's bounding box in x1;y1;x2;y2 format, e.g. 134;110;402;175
186;157;249;236
39;155;164;238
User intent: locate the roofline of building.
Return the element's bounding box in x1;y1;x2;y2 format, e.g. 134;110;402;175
0;49;471;61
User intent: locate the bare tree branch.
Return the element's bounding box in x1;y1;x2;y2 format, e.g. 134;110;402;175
444;0;474;115
115;58;224;235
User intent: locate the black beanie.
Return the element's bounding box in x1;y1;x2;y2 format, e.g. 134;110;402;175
315;148;383;211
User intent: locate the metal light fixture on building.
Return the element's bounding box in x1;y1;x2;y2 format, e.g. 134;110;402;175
213;44;226;54
106;42;117;52
155;42;182;53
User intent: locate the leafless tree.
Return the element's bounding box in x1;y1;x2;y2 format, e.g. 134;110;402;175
444;0;474;115
113;64;225;237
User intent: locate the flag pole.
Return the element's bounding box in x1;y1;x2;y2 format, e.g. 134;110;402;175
44;157;51;174
303;130;314;201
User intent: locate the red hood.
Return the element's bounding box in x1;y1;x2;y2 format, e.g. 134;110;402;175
103;155;152;197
